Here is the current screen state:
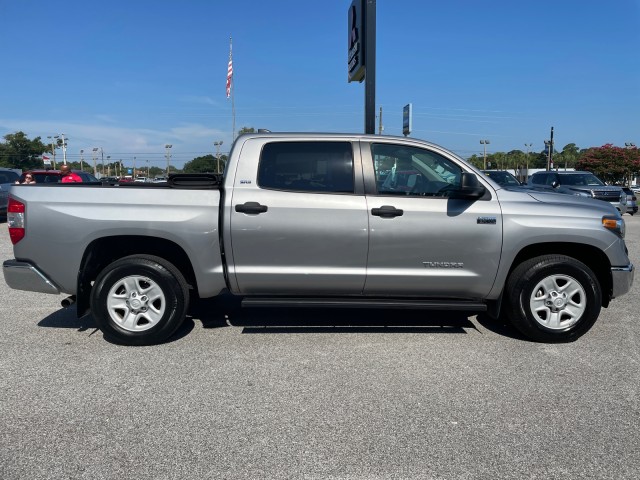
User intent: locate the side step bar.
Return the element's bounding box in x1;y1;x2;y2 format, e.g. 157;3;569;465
241;297;487;311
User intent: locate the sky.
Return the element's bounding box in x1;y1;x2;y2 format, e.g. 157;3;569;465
1;0;639;170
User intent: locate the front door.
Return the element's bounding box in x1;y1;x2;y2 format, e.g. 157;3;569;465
363;141;503;298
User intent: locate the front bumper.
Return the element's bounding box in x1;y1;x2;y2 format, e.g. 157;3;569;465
2;259;61;294
611;263;634;298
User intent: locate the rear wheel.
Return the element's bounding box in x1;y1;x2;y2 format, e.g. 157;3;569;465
503;255;601;342
91;255;189;345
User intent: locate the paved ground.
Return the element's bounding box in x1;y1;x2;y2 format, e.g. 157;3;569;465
1;215;639;479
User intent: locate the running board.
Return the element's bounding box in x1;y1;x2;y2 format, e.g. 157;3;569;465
241;297;487;311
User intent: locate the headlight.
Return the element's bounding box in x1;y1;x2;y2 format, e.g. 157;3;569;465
602;215;625;238
573;191;591;197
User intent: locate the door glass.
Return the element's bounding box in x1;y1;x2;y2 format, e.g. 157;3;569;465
258;141;354;193
371;143;462;197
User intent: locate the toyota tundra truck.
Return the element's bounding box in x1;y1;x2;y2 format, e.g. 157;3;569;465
3;133;634;345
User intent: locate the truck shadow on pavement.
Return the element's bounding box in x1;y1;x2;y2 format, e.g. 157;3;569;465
190;294;484;336
37;295;526;342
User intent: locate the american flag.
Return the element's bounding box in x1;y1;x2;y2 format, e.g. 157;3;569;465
226;47;233;98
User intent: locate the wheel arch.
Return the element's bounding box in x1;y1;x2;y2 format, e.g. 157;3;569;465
76;235;197;317
507;242;612;308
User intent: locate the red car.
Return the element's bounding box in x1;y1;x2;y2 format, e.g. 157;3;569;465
18;169;99;184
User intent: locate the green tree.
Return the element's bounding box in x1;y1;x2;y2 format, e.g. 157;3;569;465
575;144;639;184
556;143;580;170
182;154;229;173
0;131;49;170
238;126;255;135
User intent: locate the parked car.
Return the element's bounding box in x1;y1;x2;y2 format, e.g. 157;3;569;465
18;169;99;183
622;187;638;215
527;171;627;213
0;168;21;218
481;170;521;187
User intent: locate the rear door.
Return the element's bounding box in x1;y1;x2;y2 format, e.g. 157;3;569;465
362;140;503;298
227;138;369;295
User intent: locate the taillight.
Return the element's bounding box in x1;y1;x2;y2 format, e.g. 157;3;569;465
7;197;25;244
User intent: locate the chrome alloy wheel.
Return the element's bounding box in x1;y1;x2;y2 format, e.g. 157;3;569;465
529;274;586;330
106;275;166;332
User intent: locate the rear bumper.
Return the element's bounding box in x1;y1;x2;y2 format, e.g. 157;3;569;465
2;259;61;294
611;263;634;298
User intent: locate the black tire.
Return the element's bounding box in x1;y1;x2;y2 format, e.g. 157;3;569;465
90;255;190;346
503;255;601;342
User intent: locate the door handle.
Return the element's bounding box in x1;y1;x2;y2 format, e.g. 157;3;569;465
371;205;404;218
235;202;268;214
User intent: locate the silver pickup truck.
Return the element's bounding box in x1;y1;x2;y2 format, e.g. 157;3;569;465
3;133;634;345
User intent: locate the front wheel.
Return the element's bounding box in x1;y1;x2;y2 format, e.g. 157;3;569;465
503;255;602;342
91;255;190;345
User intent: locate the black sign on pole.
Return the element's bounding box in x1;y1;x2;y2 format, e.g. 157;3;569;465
348;0;376;135
347;0;365;83
364;0;376;135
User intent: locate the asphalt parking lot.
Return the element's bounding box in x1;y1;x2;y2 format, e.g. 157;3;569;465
1;216;639;479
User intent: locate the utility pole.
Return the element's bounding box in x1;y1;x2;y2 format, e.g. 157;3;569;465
378;106;383;135
80;150;84;172
61;133;67;165
92;148;99;176
549;126;554;170
214;141;223;173
165;145;172;176
47;135;59;169
524;143;532;183
480;140;490;170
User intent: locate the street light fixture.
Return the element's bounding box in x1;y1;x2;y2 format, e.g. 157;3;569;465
480;140;490;169
214;141;223;173
625;142;636;149
165;144;172;176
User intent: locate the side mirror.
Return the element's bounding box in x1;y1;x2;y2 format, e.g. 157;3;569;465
551;180;560;188
453;172;486;199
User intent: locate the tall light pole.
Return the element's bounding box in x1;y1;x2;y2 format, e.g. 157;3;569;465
214;141;223;173
92;148;99;176
146;159;150;178
80;149;84;171
480;140;490;169
107;156;111;176
165;144;172;176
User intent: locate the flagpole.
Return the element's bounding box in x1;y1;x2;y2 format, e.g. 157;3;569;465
228;36;236;142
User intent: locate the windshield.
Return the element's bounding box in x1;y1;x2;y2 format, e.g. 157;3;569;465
561;174;605;186
483;171;520;186
0;171;19;184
